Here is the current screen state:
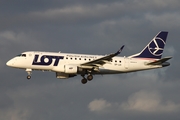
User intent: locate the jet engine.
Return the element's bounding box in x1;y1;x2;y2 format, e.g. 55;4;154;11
56;72;76;79
52;64;80;74
64;64;78;74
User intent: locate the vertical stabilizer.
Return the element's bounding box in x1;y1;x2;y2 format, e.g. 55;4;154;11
129;31;168;59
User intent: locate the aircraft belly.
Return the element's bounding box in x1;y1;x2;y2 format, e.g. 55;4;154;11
31;65;53;71
96;65;125;74
98;68;124;74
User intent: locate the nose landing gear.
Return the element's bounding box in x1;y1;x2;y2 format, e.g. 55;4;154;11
27;75;31;79
26;69;32;80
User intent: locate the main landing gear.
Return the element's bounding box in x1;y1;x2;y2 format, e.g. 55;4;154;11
81;74;93;84
26;69;32;80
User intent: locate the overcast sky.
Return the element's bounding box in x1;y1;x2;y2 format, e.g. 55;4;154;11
1;0;180;120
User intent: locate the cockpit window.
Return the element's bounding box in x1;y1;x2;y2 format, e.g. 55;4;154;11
17;54;26;57
22;54;26;57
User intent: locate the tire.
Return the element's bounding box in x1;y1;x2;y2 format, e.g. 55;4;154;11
81;78;87;84
27;75;31;79
87;75;93;81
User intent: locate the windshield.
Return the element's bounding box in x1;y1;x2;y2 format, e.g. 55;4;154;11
17;54;26;57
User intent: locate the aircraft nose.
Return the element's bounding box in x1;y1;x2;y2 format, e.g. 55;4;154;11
6;59;14;67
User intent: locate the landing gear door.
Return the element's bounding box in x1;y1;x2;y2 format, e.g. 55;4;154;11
124;57;129;69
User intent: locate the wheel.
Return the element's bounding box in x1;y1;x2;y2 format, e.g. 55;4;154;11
87;74;93;81
81;78;87;84
27;75;31;79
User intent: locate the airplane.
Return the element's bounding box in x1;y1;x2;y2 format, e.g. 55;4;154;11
6;31;172;84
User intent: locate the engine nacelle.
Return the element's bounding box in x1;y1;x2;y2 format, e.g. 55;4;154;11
56;72;69;79
64;64;78;74
52;64;78;74
56;72;76;79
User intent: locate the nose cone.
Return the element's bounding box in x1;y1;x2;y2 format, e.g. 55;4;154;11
6;59;14;67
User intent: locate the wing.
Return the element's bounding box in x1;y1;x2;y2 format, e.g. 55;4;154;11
80;45;125;67
146;56;172;65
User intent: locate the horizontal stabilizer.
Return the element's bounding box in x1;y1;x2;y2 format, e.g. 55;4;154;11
147;56;172;65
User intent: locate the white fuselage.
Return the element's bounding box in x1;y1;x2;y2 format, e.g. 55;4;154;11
6;51;162;75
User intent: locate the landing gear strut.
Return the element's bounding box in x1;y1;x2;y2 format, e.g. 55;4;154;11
26;69;32;80
81;75;87;84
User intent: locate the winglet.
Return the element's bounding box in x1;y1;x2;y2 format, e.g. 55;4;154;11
114;45;125;56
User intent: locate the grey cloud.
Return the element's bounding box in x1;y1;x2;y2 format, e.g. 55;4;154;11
88;90;180;114
121;90;180;113
2;0;180;30
88;98;113;112
145;13;180;29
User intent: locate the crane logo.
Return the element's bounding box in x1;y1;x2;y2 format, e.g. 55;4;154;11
148;37;165;56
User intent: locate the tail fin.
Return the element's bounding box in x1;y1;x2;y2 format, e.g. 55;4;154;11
129;31;168;59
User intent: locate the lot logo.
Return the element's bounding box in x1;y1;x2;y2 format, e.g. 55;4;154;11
32;55;64;66
148;37;165;56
